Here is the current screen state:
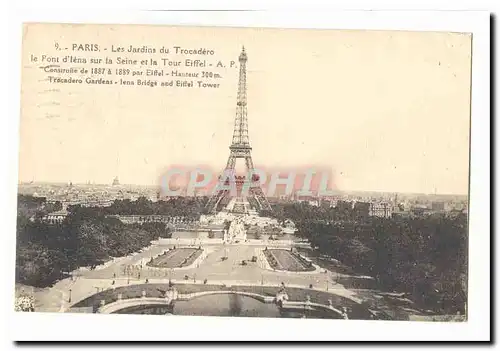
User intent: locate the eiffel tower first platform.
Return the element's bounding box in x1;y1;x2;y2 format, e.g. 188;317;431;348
205;47;272;214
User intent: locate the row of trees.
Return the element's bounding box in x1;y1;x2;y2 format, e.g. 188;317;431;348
103;196;209;217
17;194;62;220
16;196;172;288
261;201;369;224
264;202;468;315
62;197;209;219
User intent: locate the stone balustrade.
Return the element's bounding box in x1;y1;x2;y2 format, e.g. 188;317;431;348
95;288;344;318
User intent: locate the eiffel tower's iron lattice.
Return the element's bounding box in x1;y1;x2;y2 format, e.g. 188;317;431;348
206;47;271;213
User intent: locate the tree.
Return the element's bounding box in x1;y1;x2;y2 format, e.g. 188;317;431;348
262;201;468;315
15;195;179;288
16;243;63;287
74;221;109;266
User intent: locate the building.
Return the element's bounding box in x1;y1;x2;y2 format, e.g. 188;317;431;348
411;207;427;217
370;202;393;218
431;201;445;212
308;200;320;207
40;210;68;224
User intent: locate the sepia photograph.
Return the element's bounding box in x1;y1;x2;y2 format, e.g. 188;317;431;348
8;10;490;342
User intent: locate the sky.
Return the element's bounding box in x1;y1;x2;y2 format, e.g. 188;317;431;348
19;24;472;195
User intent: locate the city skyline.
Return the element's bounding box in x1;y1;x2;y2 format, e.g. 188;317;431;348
19;25;472;196
18;180;469;198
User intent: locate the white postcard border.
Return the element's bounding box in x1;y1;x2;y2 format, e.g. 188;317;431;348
3;7;490;342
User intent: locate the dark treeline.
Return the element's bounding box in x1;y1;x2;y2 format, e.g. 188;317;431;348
17;194;63;220
94;196;210;217
16;195;177;288
263;202;468;315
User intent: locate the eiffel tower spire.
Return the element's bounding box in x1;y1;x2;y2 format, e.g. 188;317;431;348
206;47;271;213
230;46;250;147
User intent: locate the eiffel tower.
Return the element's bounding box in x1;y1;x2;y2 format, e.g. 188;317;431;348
206;47;271;214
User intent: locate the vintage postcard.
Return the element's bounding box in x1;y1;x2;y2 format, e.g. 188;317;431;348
15;22;472;328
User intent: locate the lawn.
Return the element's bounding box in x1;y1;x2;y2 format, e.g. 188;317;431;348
264;249;315;272
147;248;203;268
